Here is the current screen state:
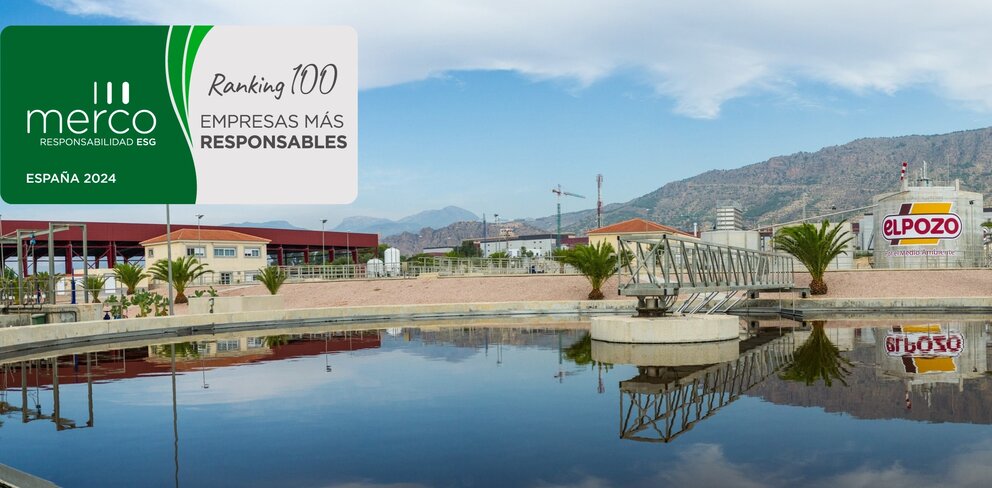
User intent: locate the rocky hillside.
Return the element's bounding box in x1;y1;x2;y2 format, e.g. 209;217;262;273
527;127;992;233
383;220;548;255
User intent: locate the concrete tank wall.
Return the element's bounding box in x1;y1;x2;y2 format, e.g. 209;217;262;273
873;185;984;268
700;230;761;250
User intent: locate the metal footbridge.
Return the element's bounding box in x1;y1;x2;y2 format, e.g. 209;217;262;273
616;234;796;316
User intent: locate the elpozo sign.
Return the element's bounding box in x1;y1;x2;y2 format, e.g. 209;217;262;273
0;26;357;204
880;202;962;245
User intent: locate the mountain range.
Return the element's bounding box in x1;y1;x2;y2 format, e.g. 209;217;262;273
370;127;992;254
527;127;992;234
382;220;548;255
334;206;478;236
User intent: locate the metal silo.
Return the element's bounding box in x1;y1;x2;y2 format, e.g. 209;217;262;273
873;170;984;268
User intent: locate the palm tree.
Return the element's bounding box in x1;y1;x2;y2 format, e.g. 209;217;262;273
558;241;619;300
774;221;852;295
84;275;108;303
0;267;17;302
256;266;287;295
780;322;852;387
28;271;64;299
149;256;211;304
113;262;148;295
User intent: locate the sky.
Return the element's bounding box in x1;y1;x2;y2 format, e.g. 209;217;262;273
3;0;992;229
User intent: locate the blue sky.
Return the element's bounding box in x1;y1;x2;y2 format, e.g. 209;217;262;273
3;0;992;229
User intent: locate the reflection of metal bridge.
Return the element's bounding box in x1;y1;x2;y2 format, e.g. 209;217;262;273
617;235;796;316
619;331;795;443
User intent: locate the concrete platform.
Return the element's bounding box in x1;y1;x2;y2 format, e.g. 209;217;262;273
592;339;739;366
591;314;740;344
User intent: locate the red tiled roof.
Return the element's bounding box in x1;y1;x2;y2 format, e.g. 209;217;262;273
140;228;271;245
587;218;693;237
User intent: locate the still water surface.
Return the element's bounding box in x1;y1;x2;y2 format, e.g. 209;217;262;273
1;319;991;487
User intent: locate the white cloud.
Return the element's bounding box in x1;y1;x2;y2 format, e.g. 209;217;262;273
37;0;992;118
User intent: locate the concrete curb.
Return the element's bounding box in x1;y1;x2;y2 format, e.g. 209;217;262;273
737;296;992;319
0;300;635;356
0;463;59;488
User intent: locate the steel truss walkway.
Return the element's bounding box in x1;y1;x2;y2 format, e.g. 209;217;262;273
616;234;796;316
619;331;796;443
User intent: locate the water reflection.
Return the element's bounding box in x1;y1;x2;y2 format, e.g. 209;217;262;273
779;321;852;386
591;328;796;443
753;321;992;423
0;356;95;431
1;320;991;487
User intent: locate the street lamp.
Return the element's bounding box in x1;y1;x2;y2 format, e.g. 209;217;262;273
320;219;327;265
493;214;500;257
195;214;204;258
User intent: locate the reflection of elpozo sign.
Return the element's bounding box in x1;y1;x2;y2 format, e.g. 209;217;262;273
885;331;963;357
881;202;961;246
1;26;356;204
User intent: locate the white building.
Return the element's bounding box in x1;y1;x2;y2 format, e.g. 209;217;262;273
479;234;567;257
141;229;270;285
715;203;745;231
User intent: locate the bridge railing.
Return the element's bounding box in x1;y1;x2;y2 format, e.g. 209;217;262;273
617;234;795;299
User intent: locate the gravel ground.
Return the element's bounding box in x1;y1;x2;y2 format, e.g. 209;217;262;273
192;268;990;311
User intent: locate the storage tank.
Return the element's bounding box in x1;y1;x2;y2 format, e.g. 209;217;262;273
366;258;384;278
873;179;984;268
384;247;401;276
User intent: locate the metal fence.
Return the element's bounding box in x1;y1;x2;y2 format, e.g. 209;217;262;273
277;256;578;281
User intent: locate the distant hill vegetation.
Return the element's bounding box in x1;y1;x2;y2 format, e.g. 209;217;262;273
525;127;992;234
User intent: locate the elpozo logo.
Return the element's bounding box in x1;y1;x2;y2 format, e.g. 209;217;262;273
881;202;961;246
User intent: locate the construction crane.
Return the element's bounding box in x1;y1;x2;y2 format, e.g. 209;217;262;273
552;184;585;250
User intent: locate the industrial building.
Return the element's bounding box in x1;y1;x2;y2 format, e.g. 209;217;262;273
478;233;574;257
0;219;378;276
715;202;745;231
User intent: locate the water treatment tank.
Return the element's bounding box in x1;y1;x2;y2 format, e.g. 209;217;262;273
384;247;401;276
873;180;984;268
366;258;385;278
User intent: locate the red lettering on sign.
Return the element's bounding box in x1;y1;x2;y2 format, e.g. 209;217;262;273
932;217;945;235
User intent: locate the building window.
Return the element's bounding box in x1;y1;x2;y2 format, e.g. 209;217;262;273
216;339;240;352
147;249;154;258
219;272;232;285
244;247;261;258
186;246;206;257
244;271;258;282
214;247;236;258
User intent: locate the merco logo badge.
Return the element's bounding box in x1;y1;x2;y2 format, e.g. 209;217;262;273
881;202;961;245
26;81;157;135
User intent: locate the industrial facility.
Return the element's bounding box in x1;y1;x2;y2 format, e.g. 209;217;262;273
0;219;378;276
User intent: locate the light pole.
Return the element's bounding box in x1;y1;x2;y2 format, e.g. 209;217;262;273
0;213;4;275
195;214;204;258
165;205;174;316
493;214;499;257
320;219;327;265
196;214;204;287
